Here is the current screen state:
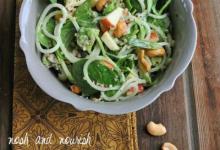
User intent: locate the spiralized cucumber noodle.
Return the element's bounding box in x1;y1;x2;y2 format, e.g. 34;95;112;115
36;4;68;54
101;78;146;101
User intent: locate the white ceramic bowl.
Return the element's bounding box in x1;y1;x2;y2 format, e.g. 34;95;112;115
19;0;197;115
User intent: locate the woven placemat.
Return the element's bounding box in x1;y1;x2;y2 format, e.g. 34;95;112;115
12;0;138;149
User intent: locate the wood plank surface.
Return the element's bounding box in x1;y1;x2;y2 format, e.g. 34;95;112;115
0;0;16;150
136;0;220;149
191;0;220;149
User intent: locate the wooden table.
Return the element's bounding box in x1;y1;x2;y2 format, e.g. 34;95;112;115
0;0;220;149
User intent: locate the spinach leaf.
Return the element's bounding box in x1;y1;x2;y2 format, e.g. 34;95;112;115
71;59;98;96
104;90;117;97
88;61;121;86
157;0;172;14
123;24;139;41
61;20;76;50
135;19;148;40
37;19;55;48
117;56;134;74
148;17;170;31
71;59;121;96
131;0;142;12
129;38;162;49
151;57;163;66
124;0;133;11
49;0;57;3
103;0;117;15
124;0;142;13
75;0;96;27
140;72;152;85
38;18;76;49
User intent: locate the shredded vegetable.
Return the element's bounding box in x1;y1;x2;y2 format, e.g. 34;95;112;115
36;0;174;101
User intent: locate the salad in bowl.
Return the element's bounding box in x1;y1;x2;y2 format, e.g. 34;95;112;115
36;0;174;102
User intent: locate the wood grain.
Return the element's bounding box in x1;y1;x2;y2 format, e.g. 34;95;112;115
0;0;16;149
191;0;220;149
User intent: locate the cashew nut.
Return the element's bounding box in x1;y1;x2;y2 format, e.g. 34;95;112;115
54;14;63;22
96;0;108;11
161;142;178;150
70;85;81;94
146;121;167;136
145;48;166;58
113;20;127;38
137;49;151;72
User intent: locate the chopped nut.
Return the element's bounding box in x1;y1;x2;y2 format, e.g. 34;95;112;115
146;121;167;136
140;57;151;71
161;142;178;150
123;8;129;16
137;49;145;58
145;48;166;57
113;20;127;38
96;0;108;11
149;31;159;42
54;13;63;21
126;84;144;96
137;49;151;72
70;85;81;94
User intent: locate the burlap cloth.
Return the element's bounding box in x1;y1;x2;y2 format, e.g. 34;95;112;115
12;0;138;149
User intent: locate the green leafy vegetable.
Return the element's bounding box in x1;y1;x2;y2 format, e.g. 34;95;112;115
71;59;98;96
123;24;139;41
144;0;153;13
124;0;142;13
131;0;142;13
148;17;170;31
71;59;121;96
61;20;76;50
103;0;117;15
55;48;65;60
56;50;75;83
158;0;172;14
140;72;152;85
117;56;134;74
104;90;117;98
38;19;55;48
42;55;51;68
49;0;57;3
88;61;121;86
128;38;163;49
135;19;148;40
124;0;133;11
151;57;163;66
75;0;96;27
95;35;106;56
38;18;76;50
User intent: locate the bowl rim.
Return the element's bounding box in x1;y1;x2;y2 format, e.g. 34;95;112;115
19;0;197;115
